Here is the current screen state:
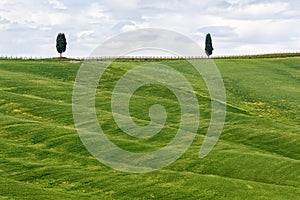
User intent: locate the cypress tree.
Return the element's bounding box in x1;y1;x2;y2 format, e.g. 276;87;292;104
56;33;67;57
205;33;214;57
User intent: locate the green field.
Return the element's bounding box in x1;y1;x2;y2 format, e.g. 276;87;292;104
1;58;300;199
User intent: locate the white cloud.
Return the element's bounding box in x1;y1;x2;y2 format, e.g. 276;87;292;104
49;0;67;10
0;0;299;57
119;21;141;32
197;26;237;38
102;0;139;10
77;30;94;38
0;0;70;27
86;3;111;20
226;2;290;19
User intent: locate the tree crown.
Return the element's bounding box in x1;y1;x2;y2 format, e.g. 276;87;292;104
56;33;67;55
205;33;214;57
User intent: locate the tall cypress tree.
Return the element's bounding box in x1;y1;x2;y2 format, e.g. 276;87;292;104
205;33;214;57
56;33;67;57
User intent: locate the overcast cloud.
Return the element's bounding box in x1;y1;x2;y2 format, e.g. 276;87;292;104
0;0;299;57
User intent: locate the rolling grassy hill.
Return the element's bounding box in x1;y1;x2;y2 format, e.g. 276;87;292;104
0;58;299;199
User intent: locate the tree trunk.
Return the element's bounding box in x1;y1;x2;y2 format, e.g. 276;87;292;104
60;53;62;57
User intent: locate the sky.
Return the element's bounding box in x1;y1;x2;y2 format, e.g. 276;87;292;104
0;0;299;58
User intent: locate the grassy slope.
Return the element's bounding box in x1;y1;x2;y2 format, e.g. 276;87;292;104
0;58;299;199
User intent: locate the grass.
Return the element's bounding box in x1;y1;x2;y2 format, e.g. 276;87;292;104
214;52;300;59
0;58;300;199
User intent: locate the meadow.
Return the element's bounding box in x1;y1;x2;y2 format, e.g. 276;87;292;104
0;57;299;199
